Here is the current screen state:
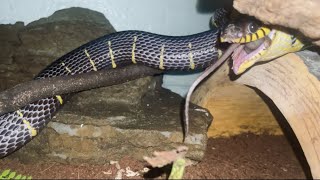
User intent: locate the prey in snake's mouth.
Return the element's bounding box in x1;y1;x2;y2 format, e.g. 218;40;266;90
231;30;276;74
220;18;274;74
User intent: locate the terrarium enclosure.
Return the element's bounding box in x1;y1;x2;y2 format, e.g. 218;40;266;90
0;0;319;179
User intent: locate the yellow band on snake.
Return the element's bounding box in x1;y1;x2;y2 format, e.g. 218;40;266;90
235;29;305;74
221;26;271;43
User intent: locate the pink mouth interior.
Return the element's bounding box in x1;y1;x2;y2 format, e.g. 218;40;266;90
231;30;275;74
232;43;265;73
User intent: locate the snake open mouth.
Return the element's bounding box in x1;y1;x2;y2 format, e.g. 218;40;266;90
232;30;276;74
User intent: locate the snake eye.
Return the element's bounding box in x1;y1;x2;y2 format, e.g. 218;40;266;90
247;23;259;33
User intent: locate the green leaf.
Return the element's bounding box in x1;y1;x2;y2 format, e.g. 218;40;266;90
1;169;11;177
168;158;186;179
0;170;31;180
8;171;16;179
14;174;22;180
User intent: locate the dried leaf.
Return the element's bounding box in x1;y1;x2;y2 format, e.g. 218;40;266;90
143;146;188;168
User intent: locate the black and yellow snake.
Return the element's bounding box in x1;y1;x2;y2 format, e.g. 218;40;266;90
0;9;306;158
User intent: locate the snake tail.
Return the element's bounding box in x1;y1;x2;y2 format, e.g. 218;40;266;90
183;43;240;138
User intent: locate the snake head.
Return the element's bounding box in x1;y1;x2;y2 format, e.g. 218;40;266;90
220;18;271;44
220;16;304;75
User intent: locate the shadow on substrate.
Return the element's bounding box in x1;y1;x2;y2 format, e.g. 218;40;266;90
252;87;313;179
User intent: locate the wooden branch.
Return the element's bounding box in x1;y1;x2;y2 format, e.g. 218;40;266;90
233;0;320;46
0;65;162;115
235;52;320;179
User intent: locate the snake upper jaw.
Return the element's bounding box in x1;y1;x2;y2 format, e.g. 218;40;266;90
231;30;276;75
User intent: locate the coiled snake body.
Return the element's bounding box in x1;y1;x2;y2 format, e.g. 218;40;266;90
0;30;219;158
0;8;306;158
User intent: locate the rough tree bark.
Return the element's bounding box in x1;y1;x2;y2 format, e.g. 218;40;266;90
235;53;320;179
0;65;161;115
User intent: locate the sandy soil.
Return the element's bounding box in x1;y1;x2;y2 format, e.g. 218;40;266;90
0;133;309;179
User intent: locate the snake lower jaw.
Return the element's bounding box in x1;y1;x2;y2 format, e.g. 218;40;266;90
232;30;276;75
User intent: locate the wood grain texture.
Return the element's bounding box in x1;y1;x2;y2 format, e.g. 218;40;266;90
192;61;282;138
235;53;320;179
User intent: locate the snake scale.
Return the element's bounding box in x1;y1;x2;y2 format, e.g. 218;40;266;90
184;8;306;136
0;30;220;158
0;8;306;158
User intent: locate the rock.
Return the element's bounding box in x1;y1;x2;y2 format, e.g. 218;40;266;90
0;7;212;164
0;8;115;89
27;7;111;27
16;22;113;63
16;7;115;62
296;50;320;80
0;21;24;43
233;0;320;46
12;88;212;164
0;22;24;65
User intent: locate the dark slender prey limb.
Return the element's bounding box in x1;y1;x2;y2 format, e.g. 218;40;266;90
0;29;219;158
184;44;240;139
0;65;161;116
